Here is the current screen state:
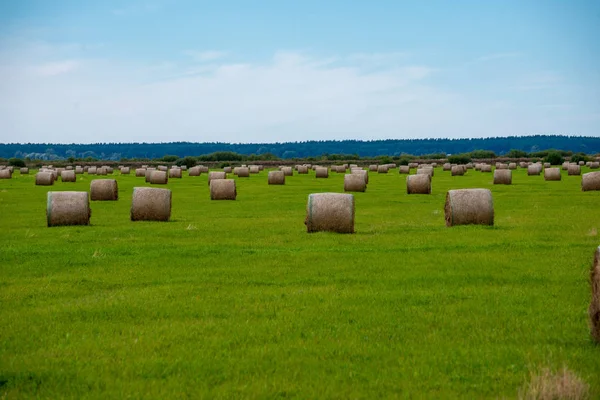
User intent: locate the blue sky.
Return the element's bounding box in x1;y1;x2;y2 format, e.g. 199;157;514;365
0;0;599;143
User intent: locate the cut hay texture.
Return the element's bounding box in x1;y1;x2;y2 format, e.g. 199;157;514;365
417;167;434;178
377;165;388;173
35;172;54;186
61;170;77;182
198;166;209;173
157;165;168;172
344;174;366;192
369;165;378;172
451;165;465;176
443;163;452;171
249;165;260;174
305;193;355;233
315;167;329;178
406;174;431;194
543;162;551;168
352;169;368;184
237;167;250;177
180;165;188;171
0;169;11;179
188;166;201;176
493;169;512;185
75;166;83;174
528;164;542;176
399;166;410;174
562;162;570;170
90;179;118;201
210;179;237;200
544;168;561;181
590;246;600;343
582;171;600;192
47;191;91;227
223;166;232;173
297;165;309;174
568;164;581;176
88;166;97;175
519;366;590;400
508;163;517;170
135;168;146;177
20;167;29;174
150;170;168;184
120;167;130;174
495;163;508;169
590;162;599;169
130;187;171;221
96;167;108;176
579;161;585;166
268;170;285;185
445;189;494;227
169;168;182;179
145;168;156;182
208;171;227;185
281;166;293;176
481;164;492;172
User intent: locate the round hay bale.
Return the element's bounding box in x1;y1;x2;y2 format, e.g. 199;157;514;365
35;172;54;186
399;165;410;174
180;165;188;171
406;174;431;194
249;165;260;174
305;193;355;233
130;187;171;221
582;171;600;191
481;164;492;172
351;169;368;184
495;163;508;170
66;166;73;170
268;170;285;185
88;166;97;175
377;165;388;174
315;167;329;178
169;168;182;179
210;179;236;200
508;163;517;170
135;168;146;177
223;166;232;173
527;164;541;175
451;165;465;176
157;165;168;172
444;189;494;227
20;167;29;174
590;246;600;343
0;169;11;179
90;179;118;201
493;169;512;185
75;166;83;174
562;162;570;170
297;165;309;174
281;166;293;176
145;168;155;182
47;191;91;227
568;164;581;176
208;171;227;185
369;165;378;172
417;168;433;177
61;170;77;182
443;163;452;171
199;166;209;173
543;162;551;168
150;170;168;184
120;167;130;174
96;167;107;176
544;168;561;181
237;167;249;177
579;161;585;166
590;162;599;169
188;166;201;176
344;174;366;192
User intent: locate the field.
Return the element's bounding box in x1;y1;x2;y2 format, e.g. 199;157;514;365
1;165;599;399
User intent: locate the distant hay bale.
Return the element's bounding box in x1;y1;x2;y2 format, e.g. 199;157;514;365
135;168;146;177
169;168;182;179
579;161;585;166
197;166;209;173
377;165;388;174
544;167;561;181
520;162;528;168
369;165;378;172
543;162;551;168
315;167;329;178
61;170;76;182
20;167;29;174
451;165;465;176
75;166;83;174
0;169;11;179
66;166;73;170
527;164;542;175
180;165;188;171
96;167;107;176
344;174;366;192
443;163;452;171
508;163;517;170
249;165;260;174
130;187;171;221
408;162;419;168
144;168;156;182
351;169;368;184
223;166;232;173
590;162;599;169
568;164;581;176
188;166;201;176
417;167;433;177
120;167;130;174
46;191;91;227
495;163;508;169
297;165;309;174
305;193;355;233
90;179;118;201
150;170;168;184
208;171;226;185
237;167;250;177
399;165;410;174
268;170;285;185
493;169;512;185
481;164;492;172
406;174;431;194
35;171;54;186
590;246;600;343
88;166;97;175
281;166;293;176
157;165;168;172
444;189;494;227
210;179;237;200
582;171;600;191
562;161;570;170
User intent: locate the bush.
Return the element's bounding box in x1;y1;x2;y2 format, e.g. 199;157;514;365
544;151;564;166
447;154;472;164
8;158;26;168
505;149;528;158
570;153;588;163
175;156;197;168
162;155;179;162
469;150;496;159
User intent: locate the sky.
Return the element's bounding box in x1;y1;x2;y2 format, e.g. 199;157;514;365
0;0;599;144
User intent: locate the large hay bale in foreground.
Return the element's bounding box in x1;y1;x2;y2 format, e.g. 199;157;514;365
406;174;431;194
208;171;226;185
445;189;494;227
399;166;410;174
0;169;11;179
568;164;581;176
61;170;77;182
130;187;171;221
210;179;236;200
582;171;600;191
590;246;600;343
305;193;354;233
268;171;285;185
150;170;168;184
315;167;329;178
493;169;512;185
544;168;561;181
90;179;118;201
169;168;182;179
344;174;366;192
35;172;54;186
47;191;91;227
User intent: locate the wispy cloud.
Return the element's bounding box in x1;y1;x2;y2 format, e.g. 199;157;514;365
183;50;228;62
30;60;80;76
476;52;521;62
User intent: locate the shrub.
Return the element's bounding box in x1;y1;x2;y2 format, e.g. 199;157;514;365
447;154;472;164
8;158;26;168
570;153;588;163
544;151;564;166
175;156;197;168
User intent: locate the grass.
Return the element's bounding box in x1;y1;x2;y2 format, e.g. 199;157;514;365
1;166;599;399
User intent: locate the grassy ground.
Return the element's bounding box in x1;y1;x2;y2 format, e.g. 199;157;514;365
1;166;599;399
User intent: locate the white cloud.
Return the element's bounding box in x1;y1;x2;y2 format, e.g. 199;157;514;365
183;50;228;62
30;60;80;77
476;52;521;62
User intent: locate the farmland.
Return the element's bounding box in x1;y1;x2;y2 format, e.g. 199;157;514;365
1;165;599;398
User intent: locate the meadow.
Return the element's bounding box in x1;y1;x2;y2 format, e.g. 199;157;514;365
1;165;599;399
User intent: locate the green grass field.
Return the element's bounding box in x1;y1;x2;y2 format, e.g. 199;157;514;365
1;166;599;399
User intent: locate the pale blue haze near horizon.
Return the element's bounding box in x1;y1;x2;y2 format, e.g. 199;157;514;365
0;0;599;143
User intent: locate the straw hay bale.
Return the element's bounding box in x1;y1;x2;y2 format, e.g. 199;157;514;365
408;162;419;168
377;165;388;174
180;165;188;171
249;165;260;174
305;193;354;233
237;167;250;177
223;166;232;173
75;166;83;174
150;170;168;184
544;168;561;181
590;246;600;343
417;167;433;177
475;163;482;171
130;187;171;221
568;164;581;176
508;163;517;170
352;169;368;184
445;189;494;227
188;166;201;176
451;165;465;176
46;191;91;227
590;162;599;169
135;168;146;177
0;169;11;179
20;167;29;174
61;170;76;182
157;165;168;172
97;167;107;176
89;166;98;175
90;179;118;201
406;174;431;194
145;168;156;182
198;166;209;173
579;161;585;166
297;165;309;174
35;172;54;185
208;171;226;185
527;164;542;175
344;174;366;192
399;165;410;174
369;165;378;172
210;179;236;200
493;169;512;185
169;168;182;179
495;163;508;170
281;166;293;176
481;164;492;172
56;168;65;177
315;167;329;178
465;163;474;169
120;167;130;174
562;162;569;170
519;162;527;168
543;162;551;168
268;170;285;185
582;171;600;191
443;163;452;171
349;164;357;169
